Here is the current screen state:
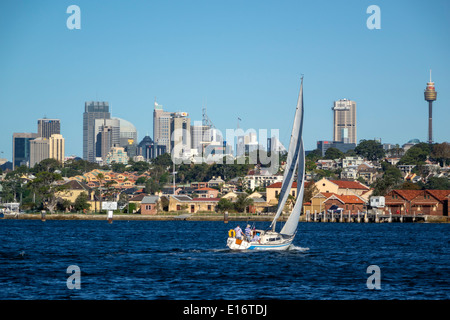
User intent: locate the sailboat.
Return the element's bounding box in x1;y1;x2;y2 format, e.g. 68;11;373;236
227;77;306;250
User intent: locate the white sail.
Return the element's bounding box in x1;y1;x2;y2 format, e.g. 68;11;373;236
270;78;304;231
281;138;305;236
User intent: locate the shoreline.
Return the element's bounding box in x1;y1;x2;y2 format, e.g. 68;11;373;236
1;213;449;223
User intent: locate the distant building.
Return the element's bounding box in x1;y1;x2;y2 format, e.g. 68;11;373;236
48;134;65;165
29;134;65;167
37;118;60;138
140;195;160;215
83;101;110;162
94;118;120;161
112;117;138;156
153;100;172;154
29;137;49;168
191;124;211;155
332;99;357;144
105;146;128;165
317;140;356;156
171;112;191;158
137;135;166;160
12;132;38;169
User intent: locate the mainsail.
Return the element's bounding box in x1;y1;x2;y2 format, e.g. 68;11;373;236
270;77;305;234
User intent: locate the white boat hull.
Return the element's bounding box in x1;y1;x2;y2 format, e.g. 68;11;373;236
226;231;294;251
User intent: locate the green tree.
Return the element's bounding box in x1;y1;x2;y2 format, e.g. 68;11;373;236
234;194;254;213
27;172;66;213
217;198;234;212
399;143;432;165
74;192;91;211
355;140;385;161
32;158;62;174
372;162;403;196
424;177;450;190
431;142;450;166
324;147;344;160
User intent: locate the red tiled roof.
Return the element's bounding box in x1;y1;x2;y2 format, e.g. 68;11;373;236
316;192;365;204
267;182;298;188
334;194;365;204
330;180;369;190
391;190;422;201
426;190;450;201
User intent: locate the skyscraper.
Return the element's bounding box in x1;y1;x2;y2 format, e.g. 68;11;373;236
37;118;60;138
332;99;357;144
83;101;110;162
170;112;191;158
153;100;172;153
29;134;65;167
424;70;437;144
12;132;38;169
29;138;49;168
94;118;120;161
48;134;65;165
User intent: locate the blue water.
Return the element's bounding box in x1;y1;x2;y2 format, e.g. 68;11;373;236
0;220;448;300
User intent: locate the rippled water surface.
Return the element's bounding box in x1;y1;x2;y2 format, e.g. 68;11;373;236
0;220;448;299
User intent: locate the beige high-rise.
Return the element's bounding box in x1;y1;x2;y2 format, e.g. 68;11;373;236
29;134;65;168
332;99;357;144
49;134;65;165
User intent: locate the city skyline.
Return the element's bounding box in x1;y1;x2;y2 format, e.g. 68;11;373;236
1;0;449;162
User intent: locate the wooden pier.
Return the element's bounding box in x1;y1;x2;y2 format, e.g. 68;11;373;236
303;211;427;223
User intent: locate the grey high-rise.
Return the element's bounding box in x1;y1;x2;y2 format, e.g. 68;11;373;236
83;101;110;162
38;118;60;138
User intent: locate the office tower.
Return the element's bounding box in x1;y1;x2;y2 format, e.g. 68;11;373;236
12;132;38;169
48;134;65;164
29;134;65;168
29;138;49;168
96;125;114;163
94;118;120;161
332;99;357;144
153;100;172;153
138;136;166;160
424;70;437;144
171;112;191;158
83;101;110;162
37;118;60;138
191;123;211;155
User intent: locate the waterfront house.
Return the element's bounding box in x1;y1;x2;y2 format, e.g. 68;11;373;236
323;193;365;215
305;192;366;215
384;189;450;216
194;187;219;199
266;181;298;207
140;195;160;215
168;195;219;213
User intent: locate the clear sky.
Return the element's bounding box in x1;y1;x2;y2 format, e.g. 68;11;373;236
1;0;449;162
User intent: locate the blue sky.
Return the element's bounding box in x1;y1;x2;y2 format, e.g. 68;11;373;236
0;0;449;161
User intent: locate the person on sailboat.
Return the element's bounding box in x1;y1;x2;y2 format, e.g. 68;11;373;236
234;225;243;239
252;232;261;243
244;224;252;241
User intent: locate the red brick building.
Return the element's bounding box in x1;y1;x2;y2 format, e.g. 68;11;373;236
322;193;365;214
384;190;450;216
140;195;160;215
